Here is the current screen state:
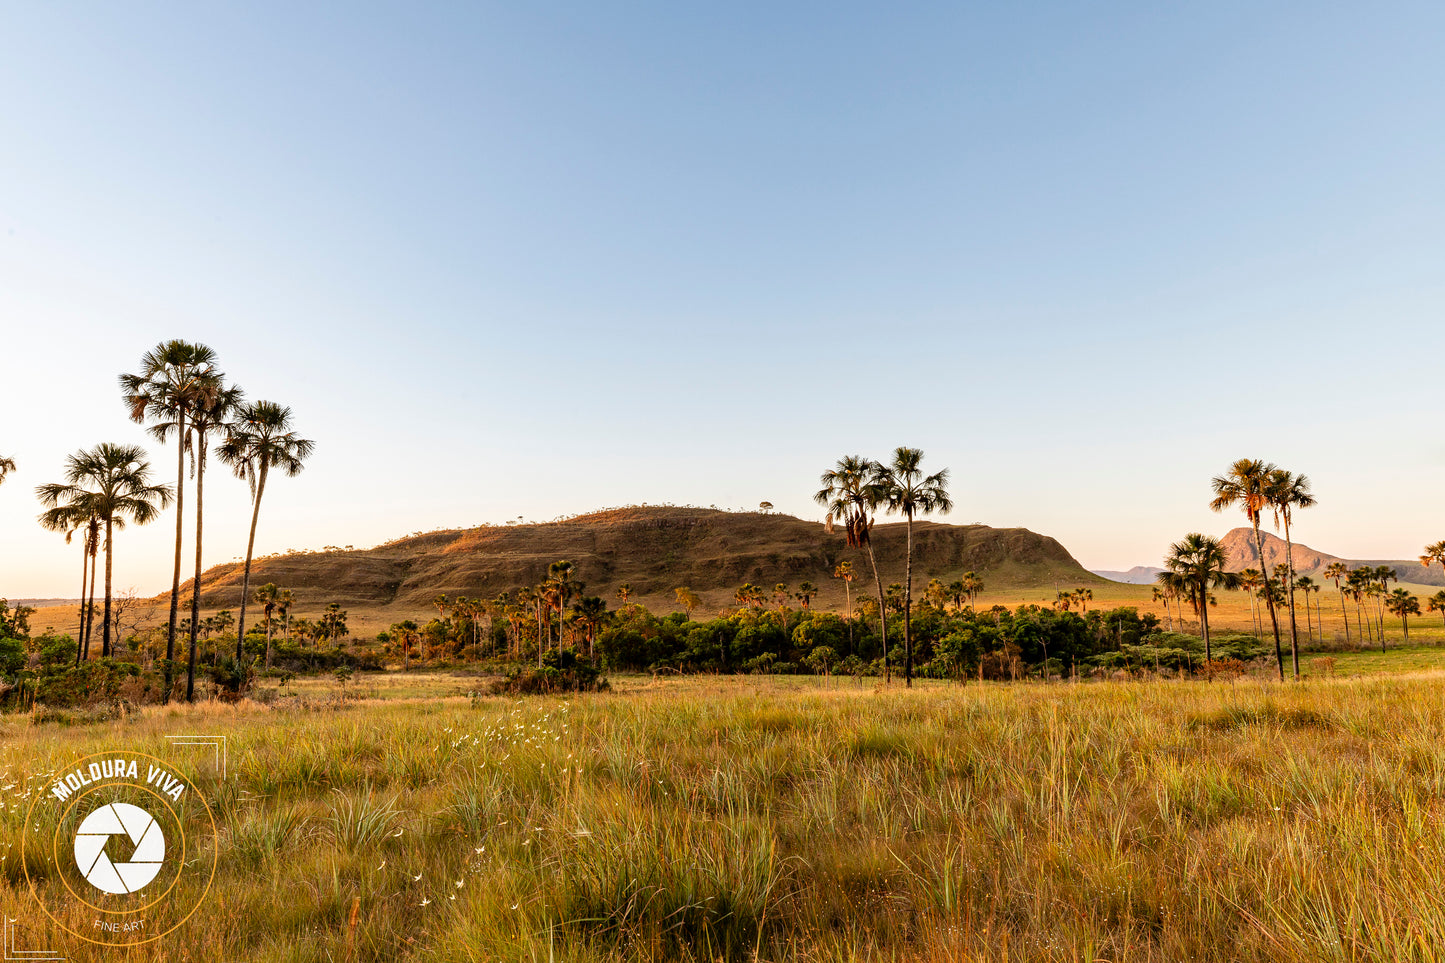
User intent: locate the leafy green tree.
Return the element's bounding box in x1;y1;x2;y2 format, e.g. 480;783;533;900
1164;533;1238;663
120;340;223;701
1210;459;1287;680
816;456;892;682
871;447;953;688
217;400;314;667
36;444;171;662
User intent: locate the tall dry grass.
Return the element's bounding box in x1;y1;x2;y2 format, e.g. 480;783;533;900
2;673;1445;960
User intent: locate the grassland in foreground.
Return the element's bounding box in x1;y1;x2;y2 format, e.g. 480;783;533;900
6;671;1445;961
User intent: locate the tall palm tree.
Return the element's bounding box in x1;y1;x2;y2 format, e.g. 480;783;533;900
217;401;314;668
1266;469;1315;679
1420;540;1445;578
816;456;892;682
1210;459;1286;680
35;444;171;659
1237;568;1264;637
121;341;222;700
1295;575;1317;642
254;582;282;668
1324;561;1351;644
1164;534;1238;664
0;454;15;487
871;447;953;688
178;380;243;701
37;501;101;663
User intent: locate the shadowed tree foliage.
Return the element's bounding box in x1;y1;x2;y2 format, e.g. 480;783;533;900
35;444;171;661
217;401;314;672
871;447;953;688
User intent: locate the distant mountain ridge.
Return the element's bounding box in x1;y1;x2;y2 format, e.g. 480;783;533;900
173;506;1108;615
1105;530;1445;588
1090;566;1165;585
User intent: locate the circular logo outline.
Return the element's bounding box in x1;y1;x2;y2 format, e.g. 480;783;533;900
23;750;218;947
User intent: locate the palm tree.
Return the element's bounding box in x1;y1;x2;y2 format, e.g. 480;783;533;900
277;588;294;644
1164;534;1237;663
1266;469;1315;679
217;401;314;669
1210;459;1287;680
547;561;576;649
1295;575;1317;642
1420;540;1445;579
1324;561;1351;644
35;444;170;660
1426;591;1445;629
573;595;607;659
37;501;101;663
254;583;282;668
120;340;222;701
833;562;855;648
1387;589;1420;644
0;454;15;487
816;456;892;682
796;581;818;611
1237;568;1264;637
871;447;953;688
616;584;633;609
179;380;243;701
1347;569;1372;645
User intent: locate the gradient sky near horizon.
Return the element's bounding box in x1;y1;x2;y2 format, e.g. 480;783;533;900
2;2;1443;599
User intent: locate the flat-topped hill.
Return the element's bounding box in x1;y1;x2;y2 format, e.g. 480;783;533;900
179;506;1104;616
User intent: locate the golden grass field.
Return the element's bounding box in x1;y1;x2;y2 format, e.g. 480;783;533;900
6;669;1445;960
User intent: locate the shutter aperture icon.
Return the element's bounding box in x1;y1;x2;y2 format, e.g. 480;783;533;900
73;801;166;895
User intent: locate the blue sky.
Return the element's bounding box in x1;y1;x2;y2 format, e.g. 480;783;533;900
2;2;1443;598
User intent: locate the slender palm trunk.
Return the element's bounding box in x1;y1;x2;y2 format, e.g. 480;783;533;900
74;545;88;666
1281;517;1300;679
84;543;98;657
1337;587;1350;643
844;580;853;652
903;513;915;687
264;611;273;668
186;436;207;702
235;459;270;667
864;538;890;684
1201;581;1213;664
1252;521;1285;681
163;409;187;704
102;517;115;658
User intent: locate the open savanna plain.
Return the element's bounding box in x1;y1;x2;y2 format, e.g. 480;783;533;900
5;671;1445;961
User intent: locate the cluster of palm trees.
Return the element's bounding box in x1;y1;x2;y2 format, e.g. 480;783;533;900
1159;459;1445;679
1051;588;1093;614
814;448;952;687
32;340;312;701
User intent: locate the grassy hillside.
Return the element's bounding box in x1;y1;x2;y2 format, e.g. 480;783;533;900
173;506;1105;618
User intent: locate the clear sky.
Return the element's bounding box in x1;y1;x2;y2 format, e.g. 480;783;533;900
2;2;1443;599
